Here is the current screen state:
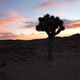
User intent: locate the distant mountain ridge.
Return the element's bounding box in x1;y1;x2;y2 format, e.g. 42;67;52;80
0;33;80;42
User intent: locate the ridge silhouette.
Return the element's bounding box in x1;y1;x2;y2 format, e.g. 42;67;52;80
36;14;65;60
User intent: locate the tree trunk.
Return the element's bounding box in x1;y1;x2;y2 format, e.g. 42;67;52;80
45;30;54;60
47;37;54;60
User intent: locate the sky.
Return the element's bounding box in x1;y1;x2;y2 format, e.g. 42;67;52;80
0;0;80;40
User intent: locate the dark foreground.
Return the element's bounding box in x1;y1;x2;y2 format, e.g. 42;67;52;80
0;34;80;80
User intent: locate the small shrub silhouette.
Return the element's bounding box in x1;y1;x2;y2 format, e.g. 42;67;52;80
36;14;65;60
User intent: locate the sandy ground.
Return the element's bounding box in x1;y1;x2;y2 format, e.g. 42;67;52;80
0;52;80;80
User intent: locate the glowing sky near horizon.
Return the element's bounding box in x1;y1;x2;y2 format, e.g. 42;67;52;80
0;0;80;40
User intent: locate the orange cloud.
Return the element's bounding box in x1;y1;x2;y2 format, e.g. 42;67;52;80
64;20;80;29
14;26;35;35
16;32;47;40
36;1;65;8
0;27;6;33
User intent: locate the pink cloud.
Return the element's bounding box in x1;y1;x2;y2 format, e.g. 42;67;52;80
36;1;65;8
8;11;27;23
36;0;80;9
3;11;27;24
58;12;67;18
0;11;27;33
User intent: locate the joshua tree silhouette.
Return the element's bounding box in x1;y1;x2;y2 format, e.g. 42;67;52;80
36;14;65;60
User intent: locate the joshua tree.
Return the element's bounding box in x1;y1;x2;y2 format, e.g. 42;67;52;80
36;14;65;38
36;14;65;60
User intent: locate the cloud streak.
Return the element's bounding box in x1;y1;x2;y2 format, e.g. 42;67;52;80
36;1;64;8
36;0;80;9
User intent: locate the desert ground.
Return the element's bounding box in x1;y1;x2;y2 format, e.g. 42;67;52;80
0;34;80;80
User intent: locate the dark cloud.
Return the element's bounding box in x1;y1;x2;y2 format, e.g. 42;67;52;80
23;22;37;28
25;22;37;26
0;33;17;40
